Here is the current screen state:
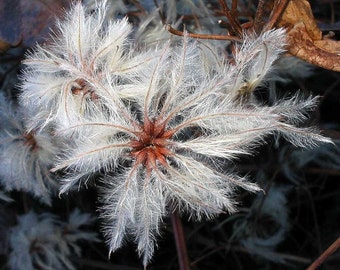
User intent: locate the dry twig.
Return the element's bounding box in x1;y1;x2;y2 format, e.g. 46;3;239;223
307;237;340;270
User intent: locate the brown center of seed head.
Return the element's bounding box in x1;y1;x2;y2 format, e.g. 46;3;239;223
129;116;174;176
23;132;39;151
71;78;98;100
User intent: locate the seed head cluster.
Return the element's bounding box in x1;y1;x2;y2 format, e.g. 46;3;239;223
18;1;331;266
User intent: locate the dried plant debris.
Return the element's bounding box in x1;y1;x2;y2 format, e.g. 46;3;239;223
277;0;340;72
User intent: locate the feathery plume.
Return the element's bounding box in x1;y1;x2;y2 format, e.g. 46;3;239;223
20;1;155;132
8;209;97;270
51;34;330;265
0;93;60;205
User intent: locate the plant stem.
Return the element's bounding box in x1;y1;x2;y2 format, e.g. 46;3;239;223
262;0;289;32
170;207;191;270
166;25;241;42
218;0;242;37
253;0;267;33
307;236;340;270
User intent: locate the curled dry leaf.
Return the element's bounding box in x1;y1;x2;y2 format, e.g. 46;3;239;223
287;22;340;72
314;39;340;55
277;0;340;72
278;0;321;39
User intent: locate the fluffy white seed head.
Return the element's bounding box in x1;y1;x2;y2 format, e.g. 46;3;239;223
51;34;330;265
17;1;331;266
19;1;157;132
0;93;61;205
8;210;97;270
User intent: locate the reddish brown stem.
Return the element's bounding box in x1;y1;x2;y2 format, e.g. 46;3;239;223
307;237;340;270
170;207;190;270
218;0;242;37
253;0;267;33
166;25;241;42
230;0;238;15
262;0;290;32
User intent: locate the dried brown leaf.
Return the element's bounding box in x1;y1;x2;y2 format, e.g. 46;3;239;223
278;0;340;72
279;0;322;39
286;23;340;72
314;39;340;54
